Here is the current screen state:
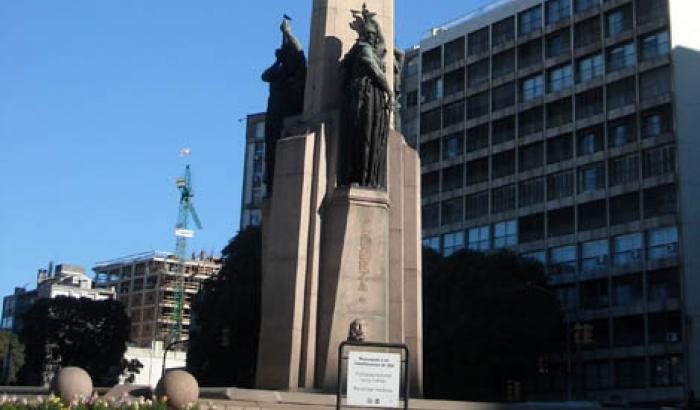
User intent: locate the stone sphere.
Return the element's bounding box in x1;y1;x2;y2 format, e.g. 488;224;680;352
156;370;199;409
51;367;93;404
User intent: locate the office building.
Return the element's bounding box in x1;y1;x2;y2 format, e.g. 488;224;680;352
240;113;267;230
401;0;699;404
93;251;222;347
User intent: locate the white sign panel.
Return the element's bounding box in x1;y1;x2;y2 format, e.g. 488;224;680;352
175;228;194;238
347;351;401;408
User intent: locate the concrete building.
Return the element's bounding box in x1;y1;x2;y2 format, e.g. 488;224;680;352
240;113;267;230
1;263;114;333
93;251;222;347
401;0;698;405
121;341;187;386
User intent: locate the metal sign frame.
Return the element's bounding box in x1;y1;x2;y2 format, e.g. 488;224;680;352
336;341;410;410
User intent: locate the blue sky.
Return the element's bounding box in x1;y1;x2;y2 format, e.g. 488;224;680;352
0;0;490;298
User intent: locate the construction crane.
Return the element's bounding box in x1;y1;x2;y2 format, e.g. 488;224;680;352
170;149;202;344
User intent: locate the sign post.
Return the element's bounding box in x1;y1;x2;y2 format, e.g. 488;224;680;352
337;341;409;410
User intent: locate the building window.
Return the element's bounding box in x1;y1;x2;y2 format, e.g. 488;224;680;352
467;92;489;119
648;267;680;303
616;359;646;388
406;91;418;108
610;192;640;225
420;140;440;165
422;47;442;72
641;104;672;138
607;42;636;72
578;162;605;193
465;190;489;220
519;178;545;207
520;142;544;172
493;116;515;144
547;100;573;131
640;31;670;61
546;29;571;60
574;0;596;13
519;213;545;242
441;197;463;226
492;150;515;178
468;225;491;251
519;106;544;137
254;121;265;139
519;5;543;36
467;59;490;88
443;100;465;127
444;37;465;66
444;69;465;96
581;239;609;274
442;231;465;257
644;184;677;218
466;124;489;153
585;362;612;391
574;17;601;49
492;82;515;111
647;226;679;260
492;16;515;47
524;250;546;265
613;232;643;266
421;78;443;104
549;245;576;275
575;87;603;119
640;65;671;102
423;236;441;252
466;157;489;186
518;40;542;70
577;125;604;156
548;206;574;237
612;275;643;306
606;5;633;37
422;171;439;196
579;199;607;231
609;153;640;187
651;356;685;387
420;108;441;134
521;74;545;102
548;64;574;93
492;184;516;213
607;76;636;111
494;219;517;248
546;133;573;163
608;115;637;147
492;49;515;79
442;164;464;192
643;145;675;178
576;53;604;83
442;132;463;160
546;0;570;25
468;27;489;56
548;170;574;200
636;0;669;26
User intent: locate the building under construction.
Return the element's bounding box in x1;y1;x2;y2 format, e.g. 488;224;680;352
93;251;222;347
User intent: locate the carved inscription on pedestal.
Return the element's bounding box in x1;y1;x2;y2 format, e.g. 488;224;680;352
358;216;371;304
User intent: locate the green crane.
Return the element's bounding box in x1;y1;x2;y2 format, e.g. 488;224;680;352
170;153;202;343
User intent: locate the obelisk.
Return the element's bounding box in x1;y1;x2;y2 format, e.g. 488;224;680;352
256;0;422;394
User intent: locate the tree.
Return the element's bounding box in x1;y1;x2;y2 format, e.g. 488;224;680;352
188;226;261;387
0;331;25;385
19;297;130;386
423;249;564;402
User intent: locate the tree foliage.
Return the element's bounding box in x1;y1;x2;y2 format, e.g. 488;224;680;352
188;226;261;387
423;249;564;402
19;297;130;386
0;331;25;385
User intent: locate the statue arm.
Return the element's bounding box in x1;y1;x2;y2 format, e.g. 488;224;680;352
359;47;391;96
281;20;304;53
262;61;283;82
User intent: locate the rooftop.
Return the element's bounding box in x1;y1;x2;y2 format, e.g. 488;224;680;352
422;0;517;40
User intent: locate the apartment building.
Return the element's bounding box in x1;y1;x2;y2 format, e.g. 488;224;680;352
400;0;699;404
93;251;222;347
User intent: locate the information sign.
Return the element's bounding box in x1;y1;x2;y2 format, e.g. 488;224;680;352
347;351;401;408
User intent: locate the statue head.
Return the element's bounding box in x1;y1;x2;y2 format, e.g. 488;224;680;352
351;3;383;49
347;318;368;342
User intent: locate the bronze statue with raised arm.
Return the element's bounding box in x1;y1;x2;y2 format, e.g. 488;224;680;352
261;17;306;195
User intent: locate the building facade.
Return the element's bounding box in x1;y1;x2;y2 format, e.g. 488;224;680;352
93;251;222;347
1;264;114;333
240;113;267;230
401;0;698;404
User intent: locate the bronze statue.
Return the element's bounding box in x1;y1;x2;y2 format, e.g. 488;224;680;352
393;47;405;132
347;318;368;342
262;17;306;195
338;4;392;189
